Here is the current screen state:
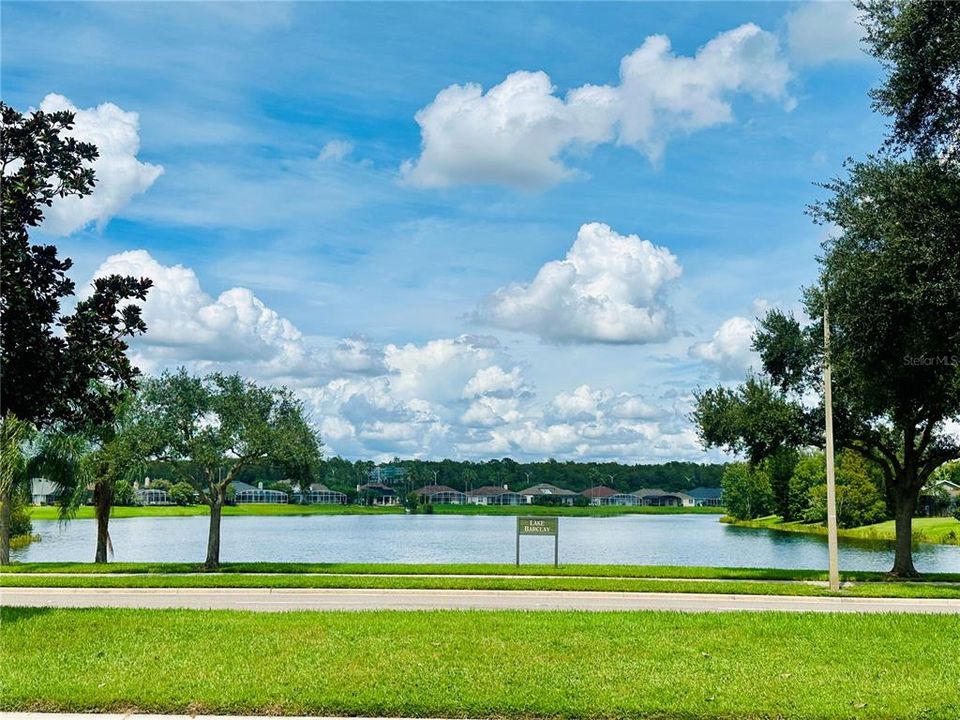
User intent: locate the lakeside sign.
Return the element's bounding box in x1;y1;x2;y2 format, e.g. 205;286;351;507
516;517;559;566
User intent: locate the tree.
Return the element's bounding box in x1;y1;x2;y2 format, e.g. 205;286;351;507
760;448;799;521
1;101;152;430
0;415;86;564
0;415;34;564
858;0;960;160
696;158;960;576
70;391;145;563
789;453;828;523
720;463;773;520
698;0;960;576
800;451;889;528
150;479;173;493
1;102;152;562
136;369;322;569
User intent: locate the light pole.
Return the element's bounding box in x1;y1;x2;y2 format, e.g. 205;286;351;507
823;297;841;591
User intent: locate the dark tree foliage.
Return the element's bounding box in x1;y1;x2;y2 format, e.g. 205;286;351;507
0;101;152;429
313;457;725;495
695;157;960;576
858;0;960;159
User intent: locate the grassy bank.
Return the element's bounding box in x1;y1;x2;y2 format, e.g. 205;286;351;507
3;607;958;719
726;515;960;546
27;504;404;520
9;533;40;550
28;503;724;520
3;571;959;597
430;504;725;516
6;561;959;582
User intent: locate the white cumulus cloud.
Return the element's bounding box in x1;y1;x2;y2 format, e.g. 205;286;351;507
786;1;865;66
462;365;530;399
88;250;313;377
475;222;682;344
82;252;717;462
402;23;791;189
39;94;163;235
689;316;758;378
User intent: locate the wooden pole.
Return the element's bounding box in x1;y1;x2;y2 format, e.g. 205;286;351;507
823;299;841;591
516;517;520;566
554;521;559;568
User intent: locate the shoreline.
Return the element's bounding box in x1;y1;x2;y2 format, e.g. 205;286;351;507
723;514;960;546
28;504;726;520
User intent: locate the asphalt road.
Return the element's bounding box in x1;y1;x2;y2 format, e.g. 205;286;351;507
3;587;959;613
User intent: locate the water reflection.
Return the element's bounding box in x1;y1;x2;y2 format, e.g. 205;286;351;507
14;513;960;572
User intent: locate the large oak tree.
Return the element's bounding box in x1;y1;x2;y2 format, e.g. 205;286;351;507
136;369;322;569
695;157;960;576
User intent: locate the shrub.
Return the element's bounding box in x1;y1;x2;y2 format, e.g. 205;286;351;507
10;493;32;538
168;482;196;506
114;479;137;506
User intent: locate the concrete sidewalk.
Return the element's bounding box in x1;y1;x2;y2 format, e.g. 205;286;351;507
3;586;959;613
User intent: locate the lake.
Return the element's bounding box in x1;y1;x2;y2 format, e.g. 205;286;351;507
13;513;960;572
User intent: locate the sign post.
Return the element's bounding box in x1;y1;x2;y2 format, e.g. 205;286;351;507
516;516;559;567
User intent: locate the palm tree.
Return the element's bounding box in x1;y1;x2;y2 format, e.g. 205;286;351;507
1;414;33;565
0;413;86;565
59;392;144;563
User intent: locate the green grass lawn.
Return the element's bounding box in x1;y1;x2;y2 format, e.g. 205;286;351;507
2;607;957;719
0;560;950;580
2;570;958;597
727;515;960;545
4;561;959;583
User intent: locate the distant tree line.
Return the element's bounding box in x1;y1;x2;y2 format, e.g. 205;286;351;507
156;456;725;498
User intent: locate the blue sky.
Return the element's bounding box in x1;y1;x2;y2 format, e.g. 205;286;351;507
4;1;886;462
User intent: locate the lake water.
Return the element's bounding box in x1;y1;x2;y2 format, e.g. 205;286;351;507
13;513;960;572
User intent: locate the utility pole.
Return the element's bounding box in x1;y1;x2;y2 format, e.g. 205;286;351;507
823;298;841;591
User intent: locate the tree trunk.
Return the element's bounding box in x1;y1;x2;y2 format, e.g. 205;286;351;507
0;488;11;566
205;492;223;570
94;482;113;564
890;485;920;578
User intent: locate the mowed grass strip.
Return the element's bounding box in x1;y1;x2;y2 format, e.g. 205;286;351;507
2;607;958;719
3;571;960;598
27;504;403;520
6;561;959;583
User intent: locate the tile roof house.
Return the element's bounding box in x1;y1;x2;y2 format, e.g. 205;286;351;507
356;482;399;506
519;483;578;505
632;488;695;508
295;483;347;505
231;481;288;504
414;484;467;505
30;478;61;506
580;485;618;506
467;485;523;506
687;487;724;507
